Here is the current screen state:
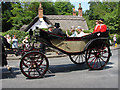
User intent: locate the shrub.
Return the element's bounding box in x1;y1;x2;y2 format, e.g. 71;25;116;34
2;30;28;43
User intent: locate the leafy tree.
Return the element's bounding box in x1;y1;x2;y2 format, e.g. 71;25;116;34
84;1;119;34
2;2;13;32
54;0;74;15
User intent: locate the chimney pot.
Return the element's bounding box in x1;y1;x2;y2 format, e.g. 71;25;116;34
73;8;76;16
38;2;43;18
78;3;82;16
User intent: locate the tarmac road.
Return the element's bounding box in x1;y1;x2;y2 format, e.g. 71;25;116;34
1;49;119;89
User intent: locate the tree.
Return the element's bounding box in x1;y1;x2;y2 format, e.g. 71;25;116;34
2;2;13;32
84;1;119;33
54;0;74;15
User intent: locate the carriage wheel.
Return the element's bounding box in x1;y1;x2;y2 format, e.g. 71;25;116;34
85;41;110;70
20;51;49;79
69;53;85;65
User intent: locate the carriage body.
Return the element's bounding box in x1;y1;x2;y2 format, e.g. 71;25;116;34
20;29;111;79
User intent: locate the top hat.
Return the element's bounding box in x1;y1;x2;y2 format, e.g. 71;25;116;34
54;23;60;28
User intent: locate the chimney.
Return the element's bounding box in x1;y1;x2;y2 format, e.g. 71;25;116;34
38;2;43;18
73;8;76;16
78;3;82;16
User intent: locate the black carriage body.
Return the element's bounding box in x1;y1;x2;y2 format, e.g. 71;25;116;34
36;29;110;55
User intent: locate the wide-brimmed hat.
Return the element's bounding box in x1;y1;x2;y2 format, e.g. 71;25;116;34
54;23;60;28
48;24;53;28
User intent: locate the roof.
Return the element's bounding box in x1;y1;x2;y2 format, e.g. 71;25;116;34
45;15;88;30
24;15;88;32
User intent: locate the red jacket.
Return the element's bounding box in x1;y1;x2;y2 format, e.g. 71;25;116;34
93;24;107;33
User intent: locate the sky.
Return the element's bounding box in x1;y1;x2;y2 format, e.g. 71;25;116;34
71;2;90;11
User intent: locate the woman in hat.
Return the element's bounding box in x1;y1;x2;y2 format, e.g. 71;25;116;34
77;26;85;37
66;26;78;37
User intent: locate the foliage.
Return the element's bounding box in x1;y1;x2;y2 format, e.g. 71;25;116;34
54;0;74;15
2;30;28;43
2;1;74;31
2;2;13;32
84;1;119;34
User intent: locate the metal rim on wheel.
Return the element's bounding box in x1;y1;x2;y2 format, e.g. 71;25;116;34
85;41;110;70
20;51;49;79
69;54;85;65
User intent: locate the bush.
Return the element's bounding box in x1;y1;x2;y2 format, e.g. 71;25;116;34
2;30;28;43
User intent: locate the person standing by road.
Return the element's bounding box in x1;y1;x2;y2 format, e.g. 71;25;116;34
12;35;18;51
0;35;12;71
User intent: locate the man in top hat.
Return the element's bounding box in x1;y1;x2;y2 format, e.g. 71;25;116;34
52;23;66;36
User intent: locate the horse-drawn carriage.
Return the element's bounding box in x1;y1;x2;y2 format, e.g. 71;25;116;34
20;28;111;79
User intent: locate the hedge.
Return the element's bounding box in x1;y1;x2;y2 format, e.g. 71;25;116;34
2;30;29;43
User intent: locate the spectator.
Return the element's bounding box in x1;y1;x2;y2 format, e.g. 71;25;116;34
113;34;117;47
6;34;11;44
12;35;18;51
22;36;29;49
0;35;12;71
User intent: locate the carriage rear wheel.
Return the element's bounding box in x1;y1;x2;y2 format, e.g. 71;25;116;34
85;41;110;70
69;53;85;65
20;51;49;79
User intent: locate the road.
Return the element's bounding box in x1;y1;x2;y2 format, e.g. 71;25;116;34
1;49;119;88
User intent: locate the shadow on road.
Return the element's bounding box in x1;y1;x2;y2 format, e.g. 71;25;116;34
44;62;114;78
1;67;21;79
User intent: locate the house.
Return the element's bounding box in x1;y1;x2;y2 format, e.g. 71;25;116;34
24;2;88;32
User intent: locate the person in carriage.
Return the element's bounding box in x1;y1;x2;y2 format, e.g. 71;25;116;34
66;26;78;37
93;19;107;33
52;23;67;37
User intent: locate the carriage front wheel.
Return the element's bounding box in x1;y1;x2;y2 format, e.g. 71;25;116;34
85;40;110;70
20;51;49;79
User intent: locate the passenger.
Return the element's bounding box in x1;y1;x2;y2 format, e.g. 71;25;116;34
93;19;107;33
52;23;67;36
77;26;85;37
93;19;100;33
48;24;53;32
99;19;107;32
66;26;78;37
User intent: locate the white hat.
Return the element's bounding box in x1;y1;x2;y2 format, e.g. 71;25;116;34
77;26;82;30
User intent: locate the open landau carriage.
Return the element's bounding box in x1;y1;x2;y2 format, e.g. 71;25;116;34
20;28;111;79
